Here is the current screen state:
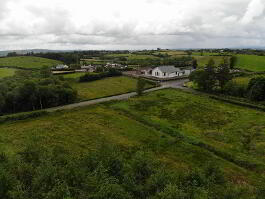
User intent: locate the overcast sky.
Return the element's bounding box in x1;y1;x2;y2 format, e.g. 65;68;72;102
0;0;264;50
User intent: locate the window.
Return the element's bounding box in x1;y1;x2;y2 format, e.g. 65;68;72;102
163;72;166;76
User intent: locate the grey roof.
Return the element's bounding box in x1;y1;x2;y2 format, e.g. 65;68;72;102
157;66;181;73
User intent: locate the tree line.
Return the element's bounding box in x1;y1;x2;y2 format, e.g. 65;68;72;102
189;58;265;102
0;68;77;115
79;68;122;82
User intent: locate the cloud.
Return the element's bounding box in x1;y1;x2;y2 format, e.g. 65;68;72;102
241;0;265;24
0;0;264;50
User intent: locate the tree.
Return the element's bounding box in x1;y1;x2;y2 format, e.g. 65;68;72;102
230;56;237;69
40;66;52;78
204;59;216;92
7;52;17;57
136;78;146;96
247;77;265;101
189;59;216;92
192;59;198;69
216;58;232;91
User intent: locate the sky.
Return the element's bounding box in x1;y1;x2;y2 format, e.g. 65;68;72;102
0;0;264;50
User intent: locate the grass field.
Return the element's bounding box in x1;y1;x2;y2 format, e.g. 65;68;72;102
0;56;62;69
0;89;264;188
194;56;226;67
105;53;159;60
154;50;188;56
71;76;154;101
233;74;265;86
234;54;265;72
0;68;17;78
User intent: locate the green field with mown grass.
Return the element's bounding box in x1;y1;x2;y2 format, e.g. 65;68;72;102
0;68;18;78
0;88;264;190
71;76;154;101
234;54;265;72
0;56;62;69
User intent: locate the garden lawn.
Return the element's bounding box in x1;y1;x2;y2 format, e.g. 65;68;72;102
0;56;62;69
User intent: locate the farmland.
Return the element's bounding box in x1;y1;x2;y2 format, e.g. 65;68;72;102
0;56;62;69
0;88;264;192
194;55;226;67
71;76;154;101
234;54;265;72
0;68;17;78
233;74;265;86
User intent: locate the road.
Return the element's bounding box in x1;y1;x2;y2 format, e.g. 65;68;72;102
47;79;189;112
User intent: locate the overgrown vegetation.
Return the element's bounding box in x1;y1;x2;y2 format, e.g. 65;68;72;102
1;142;257;199
0;89;264;198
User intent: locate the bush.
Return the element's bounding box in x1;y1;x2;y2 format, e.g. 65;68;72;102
0;142;259;199
136;78;147;96
223;80;247;97
248;77;265;101
155;184;187;199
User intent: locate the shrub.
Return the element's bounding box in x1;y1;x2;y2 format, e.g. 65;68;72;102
155;184;187;199
136;78;146;96
223;80;247;97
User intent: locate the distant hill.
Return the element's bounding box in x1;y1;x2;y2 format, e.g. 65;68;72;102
0;49;75;57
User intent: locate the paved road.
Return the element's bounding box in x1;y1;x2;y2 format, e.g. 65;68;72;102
47;79;189;112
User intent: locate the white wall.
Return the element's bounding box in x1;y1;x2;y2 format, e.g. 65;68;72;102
184;70;191;75
152;68;163;77
168;72;178;78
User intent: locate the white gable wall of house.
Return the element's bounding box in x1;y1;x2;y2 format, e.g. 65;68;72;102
152;67;181;78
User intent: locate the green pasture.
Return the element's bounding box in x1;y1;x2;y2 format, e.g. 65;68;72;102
0;56;62;69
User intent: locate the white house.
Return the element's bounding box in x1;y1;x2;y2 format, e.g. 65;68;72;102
151;66;184;78
55;64;69;70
